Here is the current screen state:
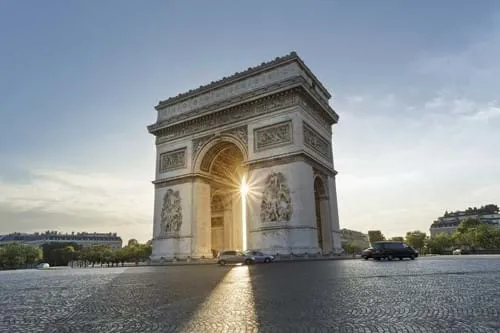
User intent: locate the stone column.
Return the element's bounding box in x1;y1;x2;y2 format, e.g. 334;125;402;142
319;196;333;253
232;193;242;251
191;180;212;258
327;175;342;252
223;204;233;250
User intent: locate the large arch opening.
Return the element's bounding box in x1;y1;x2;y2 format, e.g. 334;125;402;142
198;140;247;257
314;176;328;253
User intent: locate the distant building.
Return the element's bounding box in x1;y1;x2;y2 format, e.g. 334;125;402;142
340;228;369;249
0;231;123;249
430;209;500;237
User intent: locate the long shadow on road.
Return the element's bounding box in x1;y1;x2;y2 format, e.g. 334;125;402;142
45;265;232;333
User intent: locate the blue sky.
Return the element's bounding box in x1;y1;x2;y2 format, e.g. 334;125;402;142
1;1;499;242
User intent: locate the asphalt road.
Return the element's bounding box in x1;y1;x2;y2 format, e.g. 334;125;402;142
1;256;499;333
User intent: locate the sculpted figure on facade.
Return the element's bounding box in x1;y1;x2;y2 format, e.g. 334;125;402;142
160;189;183;233
260;172;293;222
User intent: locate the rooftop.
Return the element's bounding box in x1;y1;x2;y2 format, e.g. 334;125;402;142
155;51;332;110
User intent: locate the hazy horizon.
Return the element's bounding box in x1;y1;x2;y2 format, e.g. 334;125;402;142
1;1;499;243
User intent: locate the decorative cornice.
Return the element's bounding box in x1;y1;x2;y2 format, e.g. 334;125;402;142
153;174;210;188
153;172;244;189
250;225;317;232
150;77;301;133
152;86;337;144
155;52;331;111
246;151;337;177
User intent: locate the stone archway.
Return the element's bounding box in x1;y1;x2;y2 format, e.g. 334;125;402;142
148;52;343;260
314;176;332;253
198;140;247;256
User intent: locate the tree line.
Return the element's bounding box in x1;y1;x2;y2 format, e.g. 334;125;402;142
0;239;152;270
364;218;500;255
0;243;43;269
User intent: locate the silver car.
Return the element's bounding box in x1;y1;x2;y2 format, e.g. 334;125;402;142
243;250;275;263
217;250;275;265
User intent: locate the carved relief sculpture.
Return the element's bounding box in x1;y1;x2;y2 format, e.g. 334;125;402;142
260;172;293;222
159;148;186;173
254;121;293;151
160;189;183;233
303;122;331;159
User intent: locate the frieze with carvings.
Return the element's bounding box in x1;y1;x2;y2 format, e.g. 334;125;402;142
153;85;338;145
260;172;293;222
254;121;293;152
303;122;331;160
160;189;183;233
155;88;300;144
159;148;186;173
157;63;301;121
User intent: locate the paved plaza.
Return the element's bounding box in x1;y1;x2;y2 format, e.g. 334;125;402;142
1;256;499;333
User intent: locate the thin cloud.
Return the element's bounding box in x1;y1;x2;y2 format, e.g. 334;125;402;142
0;168;153;239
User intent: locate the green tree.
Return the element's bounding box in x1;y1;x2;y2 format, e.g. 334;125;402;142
127;239;139;247
456;218;481;234
368;230;385;244
426;233;452;254
405;231;427;252
24;246;42;267
0;243;26;268
390;236;404;242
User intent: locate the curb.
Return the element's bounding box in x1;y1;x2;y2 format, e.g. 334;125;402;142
145;255;360;267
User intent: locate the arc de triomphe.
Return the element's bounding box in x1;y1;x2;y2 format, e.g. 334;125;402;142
147;52;342;260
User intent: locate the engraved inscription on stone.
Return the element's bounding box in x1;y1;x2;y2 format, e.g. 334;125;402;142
254;121;293;152
303;122;331;159
160;189;182;233
159;148;186;172
260;172;293;222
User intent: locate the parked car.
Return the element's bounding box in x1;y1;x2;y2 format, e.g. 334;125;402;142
366;241;418;261
217;250;274;265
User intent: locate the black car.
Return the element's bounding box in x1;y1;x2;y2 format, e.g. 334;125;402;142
362;241;418;261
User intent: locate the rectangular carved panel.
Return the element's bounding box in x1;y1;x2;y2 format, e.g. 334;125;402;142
303;122;331;159
254;120;293;152
159;148;187;173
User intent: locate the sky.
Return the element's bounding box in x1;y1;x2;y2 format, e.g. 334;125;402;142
1;1;499;243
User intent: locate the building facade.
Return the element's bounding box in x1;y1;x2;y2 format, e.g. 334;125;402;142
430;212;500;237
148;52;343;260
340;228;369;249
0;232;123;249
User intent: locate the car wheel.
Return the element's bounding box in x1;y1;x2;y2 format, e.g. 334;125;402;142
264;258;271;263
219;260;226;266
399;257;403;261
245;259;253;265
363;256;369;260
374;257;381;261
387;255;393;261
410;254;415;260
